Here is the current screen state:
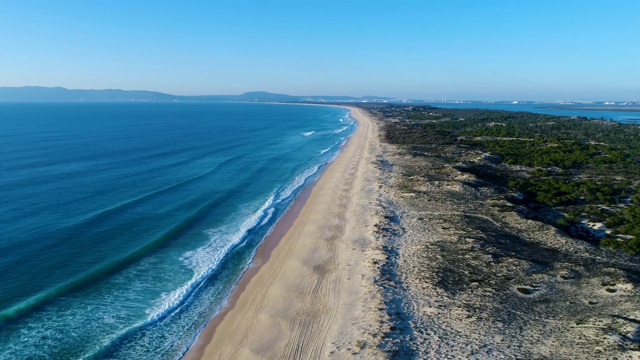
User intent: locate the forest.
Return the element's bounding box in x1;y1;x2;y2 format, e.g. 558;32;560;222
376;105;640;254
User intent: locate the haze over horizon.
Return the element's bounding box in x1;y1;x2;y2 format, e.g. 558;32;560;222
1;0;639;101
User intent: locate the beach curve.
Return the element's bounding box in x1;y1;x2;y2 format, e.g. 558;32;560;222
183;106;385;359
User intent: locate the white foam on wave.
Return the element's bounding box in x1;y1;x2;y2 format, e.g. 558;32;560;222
343;113;356;126
339;118;344;122
146;157;328;322
327;147;342;163
260;208;275;226
334;126;350;134
301;131;315;136
277;164;321;203
146;195;276;321
318;137;345;155
144;124;358;325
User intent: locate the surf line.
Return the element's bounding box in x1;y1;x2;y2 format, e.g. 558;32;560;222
183;134;356;359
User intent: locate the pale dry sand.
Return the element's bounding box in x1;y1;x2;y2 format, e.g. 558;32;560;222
184;107;386;360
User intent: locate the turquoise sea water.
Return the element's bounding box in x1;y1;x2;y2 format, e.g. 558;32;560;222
0;102;355;359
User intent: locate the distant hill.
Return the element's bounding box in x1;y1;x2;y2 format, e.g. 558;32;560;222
0;86;177;102
0;86;393;103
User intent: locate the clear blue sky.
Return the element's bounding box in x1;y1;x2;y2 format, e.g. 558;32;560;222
1;0;638;101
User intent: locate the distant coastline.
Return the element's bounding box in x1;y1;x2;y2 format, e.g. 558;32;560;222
545;105;640;112
2;86;639;106
0;86;393;103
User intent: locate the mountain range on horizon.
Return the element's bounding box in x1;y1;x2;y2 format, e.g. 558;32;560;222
2;87;638;105
0;86;394;103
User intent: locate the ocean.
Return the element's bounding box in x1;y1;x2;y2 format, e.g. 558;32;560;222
0;102;355;359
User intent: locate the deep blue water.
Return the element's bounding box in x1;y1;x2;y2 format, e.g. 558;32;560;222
0;102;355;359
422;102;640;124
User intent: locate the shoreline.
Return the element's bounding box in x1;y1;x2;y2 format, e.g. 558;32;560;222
184;103;356;355
544;105;640;112
183;170;320;359
183;106;385;359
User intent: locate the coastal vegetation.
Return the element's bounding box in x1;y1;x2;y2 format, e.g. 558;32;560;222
377;105;640;254
365;104;640;357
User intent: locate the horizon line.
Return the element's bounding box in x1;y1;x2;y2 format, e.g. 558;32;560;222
1;85;639;103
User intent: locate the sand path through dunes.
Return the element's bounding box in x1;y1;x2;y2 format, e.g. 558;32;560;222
184;107;384;360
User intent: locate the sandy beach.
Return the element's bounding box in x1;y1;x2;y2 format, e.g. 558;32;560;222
184;107;386;359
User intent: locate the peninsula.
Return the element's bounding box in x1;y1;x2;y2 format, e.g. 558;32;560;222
186;104;640;359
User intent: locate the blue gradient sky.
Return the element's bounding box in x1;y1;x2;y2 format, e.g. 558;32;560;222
1;0;638;100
